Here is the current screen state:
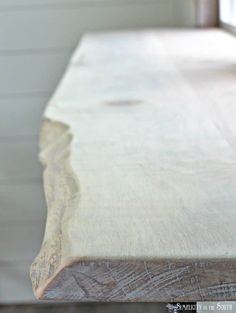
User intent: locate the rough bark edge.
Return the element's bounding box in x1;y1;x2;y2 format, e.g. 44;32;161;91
30;118;80;299
38;258;236;302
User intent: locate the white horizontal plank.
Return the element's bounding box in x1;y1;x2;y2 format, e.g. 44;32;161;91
0;0;184;10
0;52;70;96
0;261;35;302
0;1;195;52
0;222;44;262
0;0;168;7
0;141;41;182
0;183;46;222
0;97;47;138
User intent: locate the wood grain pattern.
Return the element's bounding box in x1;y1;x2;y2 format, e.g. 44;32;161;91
31;30;236;301
37;259;236;302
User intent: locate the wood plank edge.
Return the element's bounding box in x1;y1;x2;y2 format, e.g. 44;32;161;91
34;257;236;302
30;117;80;300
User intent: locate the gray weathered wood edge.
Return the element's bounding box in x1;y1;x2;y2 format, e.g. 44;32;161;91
34;257;236;302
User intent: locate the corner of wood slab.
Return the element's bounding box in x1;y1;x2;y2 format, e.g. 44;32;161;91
30;116;80;300
33;257;79;300
32;258;236;302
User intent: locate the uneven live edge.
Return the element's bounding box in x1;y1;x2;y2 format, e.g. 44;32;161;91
31;29;236;301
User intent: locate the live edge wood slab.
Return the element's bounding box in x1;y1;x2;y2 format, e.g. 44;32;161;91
30;29;236;302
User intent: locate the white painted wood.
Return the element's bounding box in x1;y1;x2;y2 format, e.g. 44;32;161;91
0;262;35;303
31;30;236;301
0;0;176;7
0;141;42;182
0;1;196;52
0;222;44;262
0;183;46;222
0;52;70;96
0;97;47;138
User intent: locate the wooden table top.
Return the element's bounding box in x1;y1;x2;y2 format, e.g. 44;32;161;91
30;29;236;302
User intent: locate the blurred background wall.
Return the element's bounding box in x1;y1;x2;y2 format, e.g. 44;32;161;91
0;0;197;303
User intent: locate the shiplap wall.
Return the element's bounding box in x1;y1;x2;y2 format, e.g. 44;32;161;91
0;0;196;303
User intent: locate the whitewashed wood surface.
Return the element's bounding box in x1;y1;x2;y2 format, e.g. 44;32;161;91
31;30;236;302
